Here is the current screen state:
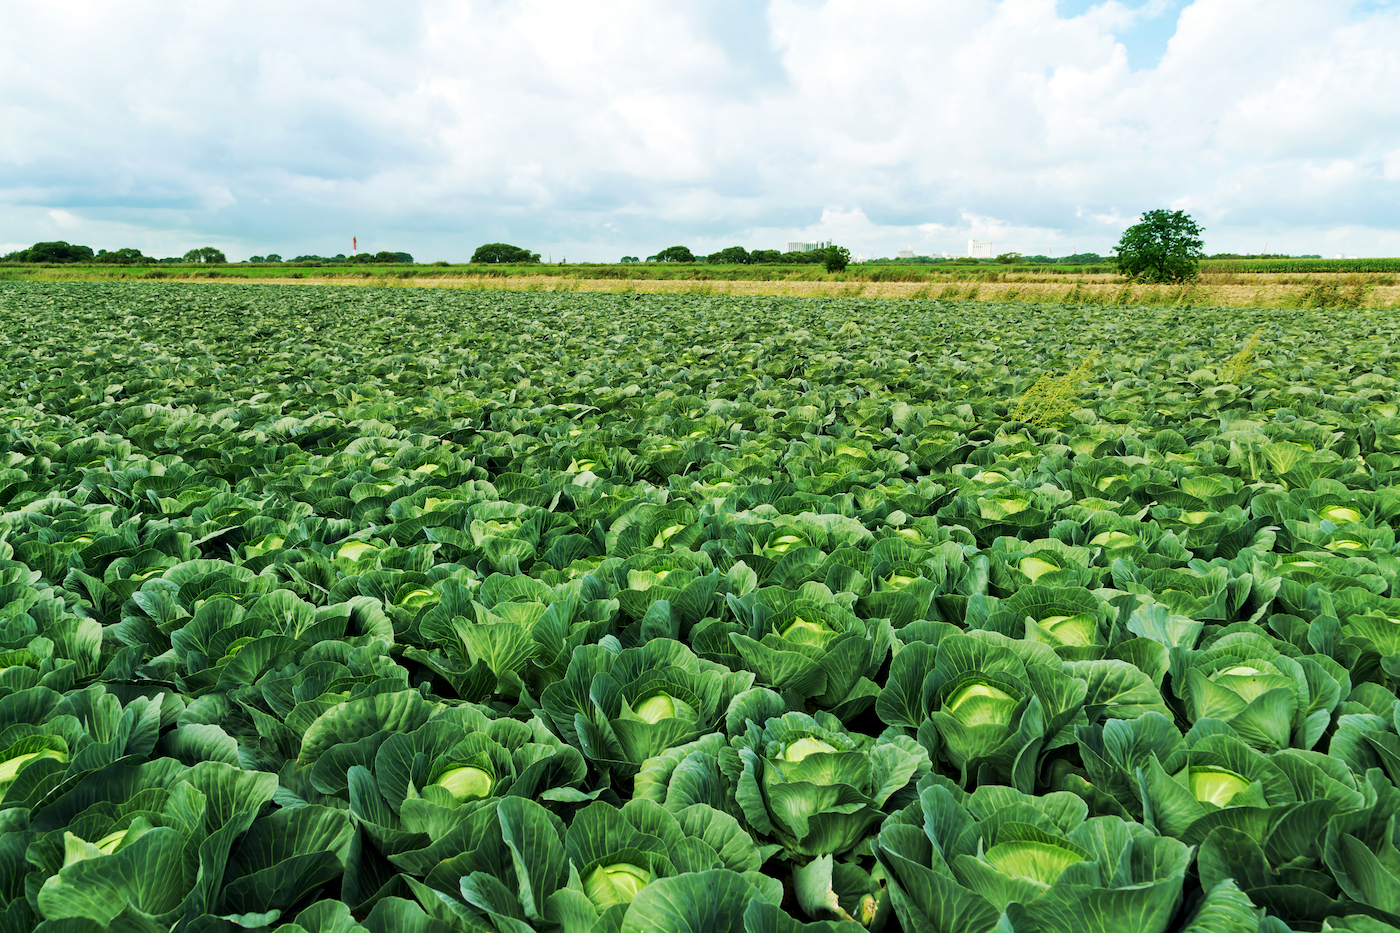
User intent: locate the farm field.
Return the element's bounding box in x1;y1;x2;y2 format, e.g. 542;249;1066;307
4;261;1398;309
4;281;1400;932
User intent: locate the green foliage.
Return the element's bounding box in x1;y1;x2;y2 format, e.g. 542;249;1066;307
5;283;1400;929
709;246;751;265
621;256;641;263
472;242;540;263
639;246;827;265
648;245;696;263
349;250;414;264
823;246;851;273
779;249;828;264
182;246;227;264
290;253;349;263
1299;279;1371;309
93;247;152;265
1;241;96;263
1114;209;1205;283
1009;351;1099;426
995;252;1022;264
1217;328;1262;384
731;711;928;856
1203;257;1400;273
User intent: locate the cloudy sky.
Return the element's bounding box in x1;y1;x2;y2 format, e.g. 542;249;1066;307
3;0;1399;262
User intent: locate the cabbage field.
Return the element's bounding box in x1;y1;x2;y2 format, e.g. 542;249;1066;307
5;281;1400;933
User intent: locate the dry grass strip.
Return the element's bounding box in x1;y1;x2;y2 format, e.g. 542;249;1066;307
198;275;1400;308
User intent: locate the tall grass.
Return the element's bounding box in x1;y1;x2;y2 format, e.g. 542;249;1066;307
1295;280;1372;309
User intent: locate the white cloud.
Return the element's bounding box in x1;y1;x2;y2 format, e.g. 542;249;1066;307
0;0;1398;259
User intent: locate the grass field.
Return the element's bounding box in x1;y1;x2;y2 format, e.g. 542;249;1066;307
5;281;1400;931
2;258;1396;308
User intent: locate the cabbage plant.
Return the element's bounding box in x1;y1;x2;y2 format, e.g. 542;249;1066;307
727;711;929;857
542;637;754;775
878;631;1087;790
876;781;1191;933
1171;630;1345;751
726;586;891;717
308;705;588;814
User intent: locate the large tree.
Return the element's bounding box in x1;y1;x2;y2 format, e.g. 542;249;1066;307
707;246;750;265
647;245;695;263
471;243;540;263
1113;210;1204;283
1;241;95;263
823;245;852;273
183;246;228;264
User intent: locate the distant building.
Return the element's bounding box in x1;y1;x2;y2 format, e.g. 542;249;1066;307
787;240;833;253
968;240;993;258
897;247;915;259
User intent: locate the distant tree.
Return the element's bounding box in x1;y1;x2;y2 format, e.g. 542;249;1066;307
471;243;540;263
344;251;413;264
265;253;283;263
649;245;695;263
823;245;852;273
995;252;1022;264
2;241;95;263
183;247;227;264
620;256;640;263
708;246;750;265
248;255;266;263
1113;210;1204;283
749;249;782;263
95;247;151;265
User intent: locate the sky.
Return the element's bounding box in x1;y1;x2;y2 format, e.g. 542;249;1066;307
3;0;1400;262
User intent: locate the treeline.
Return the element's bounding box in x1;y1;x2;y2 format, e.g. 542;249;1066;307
982;252;1109;265
255;252;415;264
470;243;842;267
622;248;1111;266
1002;252;1106;265
620;246;831;265
0;241;414;265
0;242;173;264
0;242;230;265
